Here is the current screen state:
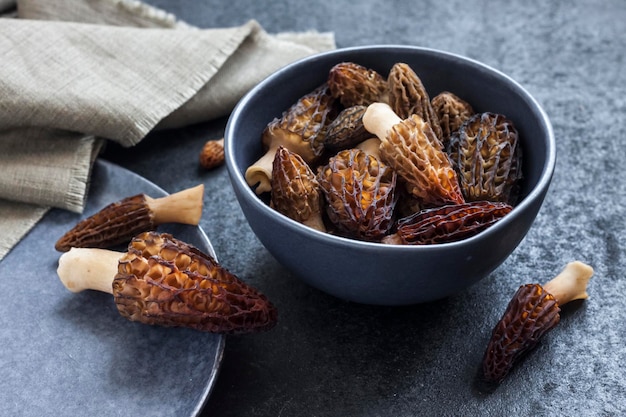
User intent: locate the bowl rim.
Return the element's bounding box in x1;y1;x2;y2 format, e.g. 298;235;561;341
225;44;556;253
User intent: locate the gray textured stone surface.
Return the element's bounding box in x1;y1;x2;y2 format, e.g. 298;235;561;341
100;0;626;415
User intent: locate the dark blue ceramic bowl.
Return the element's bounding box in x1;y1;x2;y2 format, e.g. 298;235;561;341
225;45;555;305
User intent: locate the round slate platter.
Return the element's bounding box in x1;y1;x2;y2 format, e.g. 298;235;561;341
0;159;224;417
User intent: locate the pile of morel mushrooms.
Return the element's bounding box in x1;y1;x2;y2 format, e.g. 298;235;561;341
55;184;277;335
245;62;522;245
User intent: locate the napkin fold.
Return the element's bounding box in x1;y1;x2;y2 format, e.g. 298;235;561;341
0;0;335;260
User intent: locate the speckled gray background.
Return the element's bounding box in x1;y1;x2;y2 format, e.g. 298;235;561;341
101;0;624;416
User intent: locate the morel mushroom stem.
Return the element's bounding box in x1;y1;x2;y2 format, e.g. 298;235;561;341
355;137;382;159
58;248;119;294
542;261;593;306
145;184;204;225
362;102;402;141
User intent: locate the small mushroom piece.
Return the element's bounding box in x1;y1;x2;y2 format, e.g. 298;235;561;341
199;138;225;170
245;84;336;194
382;201;512;245
327;62;389;107
323;105;371;151
479;261;594;387
387;62;443;144
270;146;326;232
55;184;204;252
57;231;278;334
431;91;475;147
448;112;523;204
317;148;397;241
362;102;465;207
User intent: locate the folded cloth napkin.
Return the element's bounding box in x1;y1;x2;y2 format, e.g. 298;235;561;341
0;0;335;260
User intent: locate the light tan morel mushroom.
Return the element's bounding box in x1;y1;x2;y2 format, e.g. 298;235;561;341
327;62;389;107
57;231;278;334
387;62;443;144
245;84;336;194
362;102;465;207
270;146;326;232
55;184;204;252
317;148;397;241
479;261;594;388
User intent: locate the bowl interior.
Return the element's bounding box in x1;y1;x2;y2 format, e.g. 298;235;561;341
225;45;555;304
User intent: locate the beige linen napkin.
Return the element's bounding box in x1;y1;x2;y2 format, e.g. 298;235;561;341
0;0;335;260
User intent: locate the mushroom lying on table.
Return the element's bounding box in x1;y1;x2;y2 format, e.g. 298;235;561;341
57;231;278;334
479;261;594;388
55;184;204;252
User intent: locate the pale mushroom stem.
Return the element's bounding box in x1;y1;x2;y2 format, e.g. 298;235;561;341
145;184;204;225
362;103;402;142
57;248;120;294
302;213;327;233
543;261;594;306
245;145;278;195
356;137;383;160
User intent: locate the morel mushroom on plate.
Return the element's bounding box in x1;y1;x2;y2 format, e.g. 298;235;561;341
57;231;278;334
55;184;204;252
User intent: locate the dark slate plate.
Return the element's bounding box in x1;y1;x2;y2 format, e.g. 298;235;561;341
0;159;224;417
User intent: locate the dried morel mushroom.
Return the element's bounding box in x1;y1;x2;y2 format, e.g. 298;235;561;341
431;91;475;146
387;62;443;143
324;105;371;151
57;231;278;334
318;148;397;241
448;112;522;204
55;184;204;252
362;102;465;207
271;146;326;232
199;138;225;170
327;62;389;107
382;201;512;245
245;84;336;194
479;261;594;388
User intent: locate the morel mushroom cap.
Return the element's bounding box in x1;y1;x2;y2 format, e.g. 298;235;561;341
57;231;278;334
362;102;465;207
387;62;443;143
317;148;397;241
431;91;475;146
323;105;371;151
55;184;204;252
327;62;389;107
245;84;336;195
479;261;594;387
448;112;523;204
271;146;326;232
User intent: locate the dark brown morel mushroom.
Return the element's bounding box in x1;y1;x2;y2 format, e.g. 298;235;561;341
323;105;371;151
382;201;512;245
57;231;278;334
271;146;326;232
448;112;523;204
317;148;397;241
55;184;204;252
245;84;336;194
431;91;475;147
362;102;465;207
479;261;594;387
327;62;389;107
